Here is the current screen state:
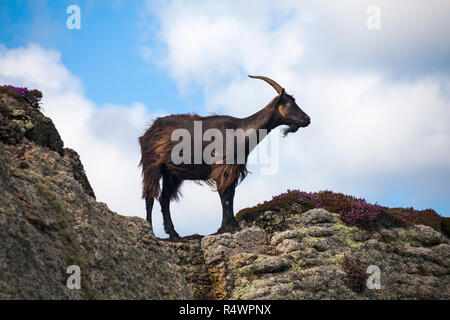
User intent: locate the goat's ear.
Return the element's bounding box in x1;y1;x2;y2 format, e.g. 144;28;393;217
273;89;285;107
276;89;285;103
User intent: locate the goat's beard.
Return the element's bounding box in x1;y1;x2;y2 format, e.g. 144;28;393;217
282;125;300;137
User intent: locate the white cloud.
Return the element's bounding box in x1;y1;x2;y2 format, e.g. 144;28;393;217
147;0;450;78
151;0;304;90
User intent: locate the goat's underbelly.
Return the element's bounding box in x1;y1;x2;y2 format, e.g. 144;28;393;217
166;164;211;180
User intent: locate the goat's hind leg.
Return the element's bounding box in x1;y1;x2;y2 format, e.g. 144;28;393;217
145;196;154;227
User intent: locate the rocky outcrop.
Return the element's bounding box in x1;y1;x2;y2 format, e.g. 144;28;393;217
0;89;63;155
0;91;191;299
1;87;449;300
161;235;215;300
162;208;450;300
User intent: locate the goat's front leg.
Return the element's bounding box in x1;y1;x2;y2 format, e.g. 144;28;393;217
159;173;181;240
160;195;180;240
217;183;240;234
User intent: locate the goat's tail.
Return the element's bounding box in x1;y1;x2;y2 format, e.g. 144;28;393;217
141;163;161;200
139;121;177;199
139;133;162;199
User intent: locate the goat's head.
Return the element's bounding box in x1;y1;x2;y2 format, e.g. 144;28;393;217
249;75;310;136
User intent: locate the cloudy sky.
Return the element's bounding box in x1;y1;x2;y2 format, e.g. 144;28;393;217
1;0;449;237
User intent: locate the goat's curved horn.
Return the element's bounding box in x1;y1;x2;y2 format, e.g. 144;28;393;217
248;75;284;94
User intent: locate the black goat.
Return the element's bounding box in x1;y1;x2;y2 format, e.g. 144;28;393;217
139;75;310;239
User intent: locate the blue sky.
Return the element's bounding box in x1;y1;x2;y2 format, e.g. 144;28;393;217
1;1;449;237
0;0;201;111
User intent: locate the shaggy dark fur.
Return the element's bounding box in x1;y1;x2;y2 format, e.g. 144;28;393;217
139;76;310;239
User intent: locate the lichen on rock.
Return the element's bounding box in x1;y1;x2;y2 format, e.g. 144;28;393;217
163;203;450;300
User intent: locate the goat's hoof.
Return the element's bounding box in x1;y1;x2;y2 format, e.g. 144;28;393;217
216;224;240;234
168;231;180;241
